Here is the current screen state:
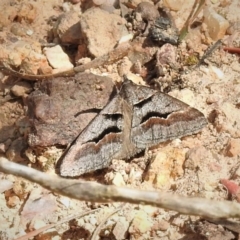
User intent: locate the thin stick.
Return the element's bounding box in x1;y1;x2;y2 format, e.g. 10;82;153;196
1;157;240;220
0;42;131;81
179;0;206;42
193;39;222;69
15;209;100;240
91;204;125;240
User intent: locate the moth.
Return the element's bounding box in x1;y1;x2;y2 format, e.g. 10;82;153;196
59;78;207;177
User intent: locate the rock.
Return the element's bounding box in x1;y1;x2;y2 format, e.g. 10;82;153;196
54;11;81;44
203;6;230;41
12;179;33;199
26;29;34;36
127;38;154;66
0;45;21;67
135;2;159;22
156;43;178;67
171;217;185;227
16;3;37;23
0;143;6;153
10;23;28;37
0;40;48;75
21;51;49;75
7;195;20;208
153;174;171;190
43;45;73;71
145;151;169;184
27;72;114;147
0;2;18;27
25;148;36;163
129;210;152;236
6;137;28;162
144;147;185;189
125;72;144;85
152;219;170;231
155;44;180;78
194;220;235;240
112;217;129;240
58;196;71;208
11;81;32;97
30;219;45;230
112;172;125;186
62;2;72;12
38;60;53;75
79;8;127;57
184;146;209;170
89;216;97;226
117;57;132;77
224;138;240;157
206;95;220;104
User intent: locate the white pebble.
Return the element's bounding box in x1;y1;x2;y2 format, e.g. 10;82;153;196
26;29;33;36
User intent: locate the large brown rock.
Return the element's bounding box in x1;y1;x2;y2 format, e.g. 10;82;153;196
27;72;114;147
80;8;127;57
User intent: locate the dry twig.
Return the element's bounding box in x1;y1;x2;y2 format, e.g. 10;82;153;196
179;0;206;41
1;157;240;220
91;204;125;240
0;42;131;81
15;209;99;240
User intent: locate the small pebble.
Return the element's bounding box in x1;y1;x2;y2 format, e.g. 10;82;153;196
224;138;240;157
62;2;71;12
43;45;73;70
154;219;170;231
7;196;20;208
11;81;32;97
112;217;129;240
26;29;33;36
135;2;159;21
89;216;97;226
203;7;229;40
112;172;125;186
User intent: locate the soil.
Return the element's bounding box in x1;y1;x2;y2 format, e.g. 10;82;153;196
0;0;240;240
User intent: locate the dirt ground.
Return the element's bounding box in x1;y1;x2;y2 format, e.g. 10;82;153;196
1;0;240;239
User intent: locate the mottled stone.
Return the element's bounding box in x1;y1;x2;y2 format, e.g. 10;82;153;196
224;138;240;157
11;81;32;97
43;45;73;71
79;8;127;57
27;72;114;147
